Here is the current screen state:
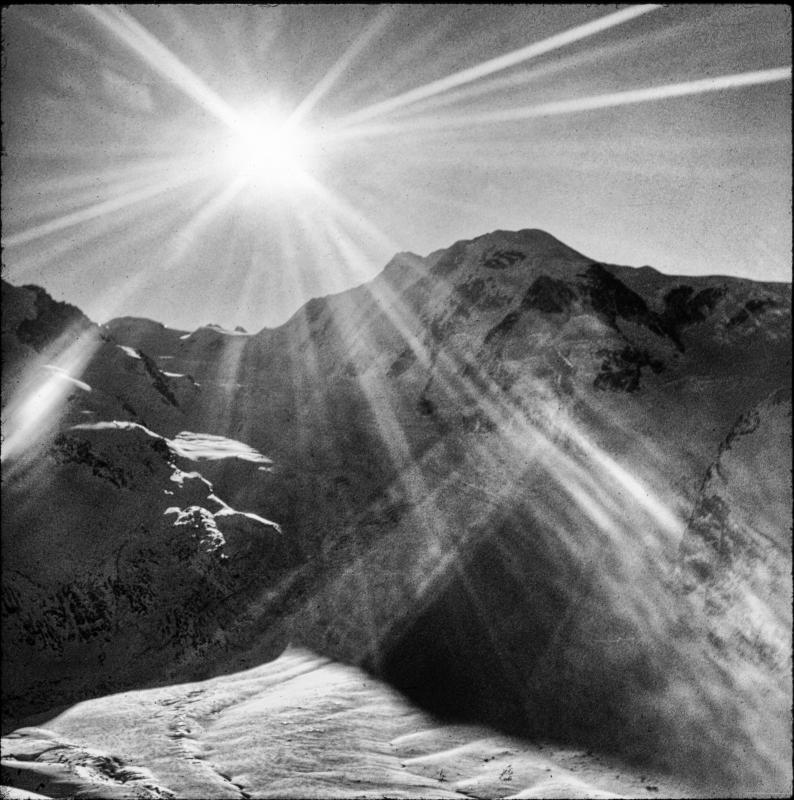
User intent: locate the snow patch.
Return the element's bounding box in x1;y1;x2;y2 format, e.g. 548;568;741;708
72;420;160;438
169;431;272;464
117;345;141;359
207;492;281;531
206;491;282;532
202;324;251;336
169;468;212;489
214;505;282;532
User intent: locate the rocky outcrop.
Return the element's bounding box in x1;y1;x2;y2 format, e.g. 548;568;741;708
4;282;93;354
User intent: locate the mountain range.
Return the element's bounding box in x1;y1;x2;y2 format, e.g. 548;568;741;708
2;228;791;797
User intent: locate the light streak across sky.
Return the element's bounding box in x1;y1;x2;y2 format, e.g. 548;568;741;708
329;67;793;139
495;66;794;122
78;4;242;131
329;4;663;129
3;162;209;248
287;6;398;128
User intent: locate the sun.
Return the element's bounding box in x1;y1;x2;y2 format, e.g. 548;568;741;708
220;112;315;193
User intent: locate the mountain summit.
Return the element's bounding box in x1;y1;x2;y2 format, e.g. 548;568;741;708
2;228;791;795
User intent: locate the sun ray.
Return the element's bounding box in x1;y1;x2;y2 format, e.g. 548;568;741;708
329;66;793;142
78;4;242;130
287;7;396;128
5;157;212;242
1;324;102;469
309;215;519;442
269;197;340;482
4;173;219;310
299;194;436;366
328;5;662;130
285;212;435;512
323;235;440;378
366;14;701;124
298;172;403;257
454;66;794;126
9;155;196;201
270;193;316;322
2;162;211;249
359;380;695;707
161;174;249;272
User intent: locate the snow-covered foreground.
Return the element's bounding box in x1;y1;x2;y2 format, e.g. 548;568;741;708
2;648;701;799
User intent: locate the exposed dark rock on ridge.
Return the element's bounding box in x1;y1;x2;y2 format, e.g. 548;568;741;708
12;284;93;352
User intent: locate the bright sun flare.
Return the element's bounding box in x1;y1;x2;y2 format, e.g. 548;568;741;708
221;114;314;192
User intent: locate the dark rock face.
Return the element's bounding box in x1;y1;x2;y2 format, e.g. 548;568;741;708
658;284;727;349
455;275;513;309
583;263;654;323
663;284;726;327
582;263;674;344
137;349;179;407
12;284;93;352
387;347;417;378
521;275;577;314
484;310;522;344
2;228;791;793
483;249;525;269
594;347;664;392
51;432;132;488
727;296;781;327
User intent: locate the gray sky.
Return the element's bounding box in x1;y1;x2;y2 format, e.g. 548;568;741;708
2;4;791;331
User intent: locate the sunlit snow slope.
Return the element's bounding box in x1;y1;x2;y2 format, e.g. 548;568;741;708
2;647;698;799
